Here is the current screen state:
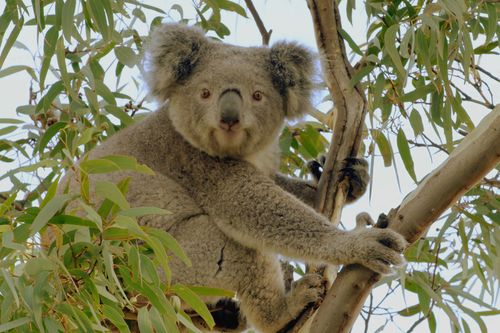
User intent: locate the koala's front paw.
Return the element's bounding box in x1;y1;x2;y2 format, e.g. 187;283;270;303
286;274;325;317
348;227;407;275
340;157;369;202
307;156;370;203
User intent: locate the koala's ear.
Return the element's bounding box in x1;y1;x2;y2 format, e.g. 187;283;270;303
144;23;208;101
268;42;315;119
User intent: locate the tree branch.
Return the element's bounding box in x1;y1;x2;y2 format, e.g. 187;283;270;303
243;0;272;45
279;1;368;331
309;105;500;333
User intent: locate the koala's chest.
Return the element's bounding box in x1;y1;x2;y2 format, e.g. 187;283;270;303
243;144;280;177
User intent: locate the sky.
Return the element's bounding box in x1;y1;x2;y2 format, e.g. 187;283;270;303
0;1;498;332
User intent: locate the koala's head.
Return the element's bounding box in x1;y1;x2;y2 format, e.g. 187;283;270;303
145;23;314;158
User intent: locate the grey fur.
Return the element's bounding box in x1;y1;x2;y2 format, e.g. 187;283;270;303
63;24;407;332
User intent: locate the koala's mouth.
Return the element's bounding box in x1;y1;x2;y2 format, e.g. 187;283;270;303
211;127;249;157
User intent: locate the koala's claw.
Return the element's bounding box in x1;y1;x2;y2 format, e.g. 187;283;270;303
349;227;408;275
287;274;325;316
307;156;369;204
307;160;323;183
339;157;370;202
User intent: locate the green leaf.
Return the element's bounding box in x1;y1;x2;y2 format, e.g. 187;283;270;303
30;194;74;235
409;109;424;136
36;80;64;113
400;84;434;103
87;0;110;39
102;240;131;305
0;317;31;332
104;105;134;126
40;25;59;88
0;125;17;136
428;311;437;333
339;28;362;55
56;36;78;101
0;118;23;124
114;46;137;68
118;206;170;217
32;0;45;30
95;181;130;210
0;16;23;69
172;284;215;329
95;80;116;105
146;227;191;267
176;313;203;333
24;258;57;276
62;0;76;42
1;268;19;307
372;129;393;167
397;129;416;182
137;307;154;333
187;286;235;298
48;215;99;228
113;215;147;238
79;155;154;175
217;0;247;17
384;24;406;79
35;121;66;154
149;307;173;333
485;3;497;44
102;305;131;333
138;283;176;320
398;304;420;317
0;65;37;80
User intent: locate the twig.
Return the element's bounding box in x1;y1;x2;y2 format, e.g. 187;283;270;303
449;80;494;109
453;59;500;83
243;0;272;45
0;193;25;211
363;293;373;333
406;314;429;333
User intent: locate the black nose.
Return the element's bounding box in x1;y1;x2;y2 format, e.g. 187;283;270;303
219;113;240;131
219;89;242;130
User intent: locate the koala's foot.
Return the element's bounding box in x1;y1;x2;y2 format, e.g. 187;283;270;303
211;298;247;332
238;271;325;333
347;223;407;275
307;156;369;203
190;298;247;332
286;273;325;317
340;157;369;202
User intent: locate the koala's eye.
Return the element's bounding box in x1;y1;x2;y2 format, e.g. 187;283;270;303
201;88;211;99
252;91;263;101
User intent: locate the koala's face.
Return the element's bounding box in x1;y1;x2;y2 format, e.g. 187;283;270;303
168;50;285;157
145;24;314;158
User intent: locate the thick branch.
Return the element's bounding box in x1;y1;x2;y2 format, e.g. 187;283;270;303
281;1;368;331
308;0;367;221
310;105;500;333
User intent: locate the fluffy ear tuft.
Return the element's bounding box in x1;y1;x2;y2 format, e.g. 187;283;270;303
144;23;208;101
268;42;315;119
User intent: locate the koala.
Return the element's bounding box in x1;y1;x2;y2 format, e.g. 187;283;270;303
64;24;407;333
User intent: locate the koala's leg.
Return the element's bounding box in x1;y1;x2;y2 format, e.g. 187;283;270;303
227;248;324;333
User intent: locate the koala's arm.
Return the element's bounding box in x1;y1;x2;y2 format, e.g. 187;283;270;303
180;155;405;274
273;173;317;206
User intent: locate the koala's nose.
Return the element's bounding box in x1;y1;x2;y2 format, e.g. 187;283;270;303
219;89;242;130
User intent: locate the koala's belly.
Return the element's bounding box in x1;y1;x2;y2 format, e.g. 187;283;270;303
121;173;240;288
